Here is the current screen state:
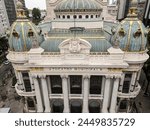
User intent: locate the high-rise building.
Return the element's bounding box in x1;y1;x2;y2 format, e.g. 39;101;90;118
117;0;130;21
0;0;11;36
143;0;150;26
3;0;16;26
7;0;149;113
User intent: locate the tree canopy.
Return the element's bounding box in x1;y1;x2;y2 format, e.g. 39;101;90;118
32;8;41;25
32;8;41;20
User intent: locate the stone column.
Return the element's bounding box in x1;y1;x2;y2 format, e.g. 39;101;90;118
130;72;137;92
18;72;24;90
119;73;125;92
136;70;141;87
61;75;70;113
82;75;90;113
32;74;43;112
102;76;111;113
40;75;51;112
109;77;120;113
46;76;51;94
101;76;105;95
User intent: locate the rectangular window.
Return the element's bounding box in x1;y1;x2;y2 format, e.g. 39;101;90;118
122;73;132;93
70;75;82;94
90;76;102;94
50;76;62;94
22;72;32;92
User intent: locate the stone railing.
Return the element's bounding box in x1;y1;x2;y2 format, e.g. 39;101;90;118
117;84;141;98
15;84;35;97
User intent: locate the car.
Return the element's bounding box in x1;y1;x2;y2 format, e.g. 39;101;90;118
3;60;10;65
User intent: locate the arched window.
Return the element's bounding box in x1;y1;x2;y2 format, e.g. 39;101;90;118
79;15;82;19
73;15;77;19
85;15;89;19
62;15;65;19
91;15;93;18
67;15;70;19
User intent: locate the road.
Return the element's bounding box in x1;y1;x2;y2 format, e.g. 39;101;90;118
0;63;13;86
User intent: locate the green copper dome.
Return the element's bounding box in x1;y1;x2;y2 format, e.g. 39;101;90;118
8;1;44;52
54;0;102;12
111;0;148;52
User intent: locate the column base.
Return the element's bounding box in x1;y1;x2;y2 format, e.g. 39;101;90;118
44;109;51;113
63;109;70;113
109;109;116;113
101;109;108;113
37;110;43;113
82;108;89;113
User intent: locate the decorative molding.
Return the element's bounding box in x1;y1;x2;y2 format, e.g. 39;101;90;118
38;74;46;79
31;67;43;72
61;75;68;79
31;74;38;78
83;75;90;79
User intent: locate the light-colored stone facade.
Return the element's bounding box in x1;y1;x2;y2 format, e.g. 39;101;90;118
7;0;149;113
45;0;117;22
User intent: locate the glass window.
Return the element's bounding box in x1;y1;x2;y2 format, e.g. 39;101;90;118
79;15;82;19
22;72;32;92
70;75;82;94
62;15;65;19
85;15;89;19
67;15;70;19
122;73;132;93
73;15;77;19
50;76;62;94
90;76;102;94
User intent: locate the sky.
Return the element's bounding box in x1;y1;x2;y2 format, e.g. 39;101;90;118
25;0;46;9
25;0;113;10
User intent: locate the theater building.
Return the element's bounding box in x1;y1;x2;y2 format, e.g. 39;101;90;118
7;0;149;113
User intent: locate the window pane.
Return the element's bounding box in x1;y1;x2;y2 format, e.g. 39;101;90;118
90;76;102;94
50;76;62;94
70;75;82;94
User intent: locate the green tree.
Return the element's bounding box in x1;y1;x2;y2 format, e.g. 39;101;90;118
0;36;8;54
32;8;41;25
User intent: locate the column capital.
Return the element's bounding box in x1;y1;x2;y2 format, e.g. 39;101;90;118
83;75;90;79
31;74;38;79
61;75;68;79
114;75;121;79
105;75;113;79
38;74;46;79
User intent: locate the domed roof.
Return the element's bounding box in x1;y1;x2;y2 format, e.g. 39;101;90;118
111;0;148;52
9;4;43;52
54;0;102;12
40;28;111;52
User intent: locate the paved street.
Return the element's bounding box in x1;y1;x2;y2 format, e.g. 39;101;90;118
0;63;24;113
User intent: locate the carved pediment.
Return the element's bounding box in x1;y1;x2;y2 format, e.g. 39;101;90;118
59;38;91;54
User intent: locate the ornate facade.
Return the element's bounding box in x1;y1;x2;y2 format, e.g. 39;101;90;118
7;0;149;113
45;0;117;22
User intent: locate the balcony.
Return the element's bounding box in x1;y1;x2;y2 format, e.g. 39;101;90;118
15;84;35;97
118;84;141;98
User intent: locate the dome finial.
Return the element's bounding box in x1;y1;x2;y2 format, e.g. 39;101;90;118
16;0;26;19
127;0;138;18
